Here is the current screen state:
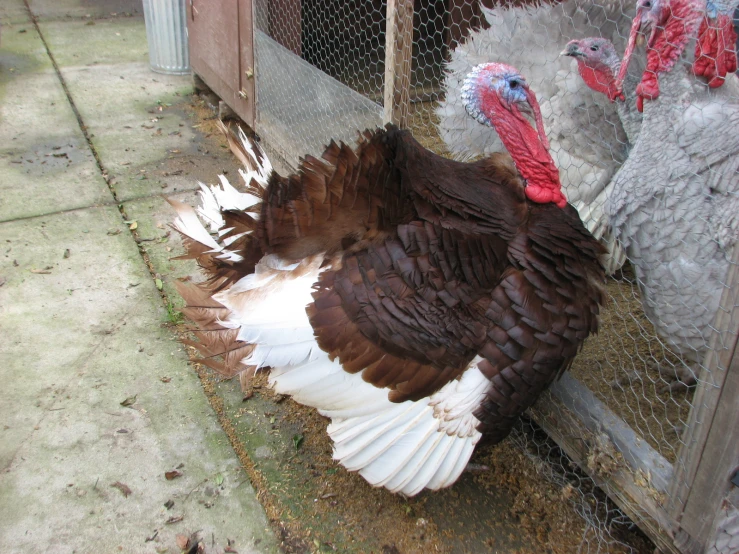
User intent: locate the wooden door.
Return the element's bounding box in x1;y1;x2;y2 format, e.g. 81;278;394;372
187;0;255;126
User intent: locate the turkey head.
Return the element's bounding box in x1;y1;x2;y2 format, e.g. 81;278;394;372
461;63;567;208
563;38;625;102
617;0;704;111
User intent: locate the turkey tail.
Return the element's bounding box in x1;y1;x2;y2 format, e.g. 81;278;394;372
169;123;271;290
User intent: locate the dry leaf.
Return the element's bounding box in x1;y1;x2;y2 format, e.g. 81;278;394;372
111;481;132;497
30;268;51;274
120;395;137;407
129;221;138;230
175;534;189;549
165;515;183;525
165;470;183;480
160;377;171;383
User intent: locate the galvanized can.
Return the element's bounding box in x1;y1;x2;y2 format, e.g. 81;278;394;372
142;0;190;75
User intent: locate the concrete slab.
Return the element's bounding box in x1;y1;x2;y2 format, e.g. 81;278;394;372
0;0;30;26
0;206;277;554
38;17;149;67
28;0;143;21
58;63;197;199
0;22;112;221
40;18;205;201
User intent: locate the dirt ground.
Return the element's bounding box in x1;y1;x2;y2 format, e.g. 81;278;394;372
172;94;659;553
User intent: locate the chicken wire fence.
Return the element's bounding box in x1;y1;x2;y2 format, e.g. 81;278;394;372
246;0;739;552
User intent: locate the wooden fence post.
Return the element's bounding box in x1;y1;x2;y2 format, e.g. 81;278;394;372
383;0;413;127
668;246;739;552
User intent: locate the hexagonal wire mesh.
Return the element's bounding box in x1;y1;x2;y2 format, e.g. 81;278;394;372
251;0;739;551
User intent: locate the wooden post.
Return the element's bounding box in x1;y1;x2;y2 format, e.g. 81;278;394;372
383;0;413;127
668;248;739;552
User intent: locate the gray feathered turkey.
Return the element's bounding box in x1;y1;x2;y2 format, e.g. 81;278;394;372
599;0;739;390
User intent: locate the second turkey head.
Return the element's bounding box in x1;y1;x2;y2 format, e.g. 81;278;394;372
617;0;704;111
563;38;625;102
461;63;567;208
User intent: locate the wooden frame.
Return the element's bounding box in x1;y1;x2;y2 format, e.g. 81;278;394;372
383;0;414;127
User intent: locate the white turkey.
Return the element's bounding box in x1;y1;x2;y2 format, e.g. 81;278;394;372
601;0;739;390
170;63;605;496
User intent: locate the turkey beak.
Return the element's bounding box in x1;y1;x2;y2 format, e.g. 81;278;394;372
561;42;583;58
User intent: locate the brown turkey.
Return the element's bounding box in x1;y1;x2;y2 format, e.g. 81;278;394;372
170;63;605;496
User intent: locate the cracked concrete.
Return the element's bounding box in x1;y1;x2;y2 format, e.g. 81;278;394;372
0;2;276;553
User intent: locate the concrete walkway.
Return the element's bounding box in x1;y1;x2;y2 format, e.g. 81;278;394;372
0;2;277;553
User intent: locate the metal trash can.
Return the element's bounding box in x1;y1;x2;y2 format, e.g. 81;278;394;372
142;0;190;75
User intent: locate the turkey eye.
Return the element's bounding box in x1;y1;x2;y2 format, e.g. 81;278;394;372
643;1;651;7
509;79;519;89
590;44;599;51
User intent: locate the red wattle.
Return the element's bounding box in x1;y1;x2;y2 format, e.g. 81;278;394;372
476;82;566;209
629;0;703;110
576;61;624;102
636;69;660;111
525;184;568;208
693;14;738;88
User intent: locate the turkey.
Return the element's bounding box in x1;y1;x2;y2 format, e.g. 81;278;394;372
600;0;739;390
170;63;605;496
436;0;644;275
562;37;643;144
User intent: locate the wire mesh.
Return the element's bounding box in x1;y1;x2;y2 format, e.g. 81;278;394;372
251;0;739;551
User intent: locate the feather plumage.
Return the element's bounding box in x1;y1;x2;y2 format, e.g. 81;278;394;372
171;69;605;495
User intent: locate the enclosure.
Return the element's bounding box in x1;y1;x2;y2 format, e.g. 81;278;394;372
186;1;739;552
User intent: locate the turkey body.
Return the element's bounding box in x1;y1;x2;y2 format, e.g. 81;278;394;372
608;0;739;385
436;0;643;274
172;123;605;496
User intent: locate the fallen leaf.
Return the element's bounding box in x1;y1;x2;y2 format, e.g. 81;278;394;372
107;228;122;236
293;434;304;451
63;249;70;259
30;268;52;274
165;515;183;525
164;499;174;510
111;481;131;497
129;221;138;230
214;474;224;486
120;395;137;407
175;534;189;549
160;377;171;383
320;493;336;499
155;278;163;290
165;470;183;480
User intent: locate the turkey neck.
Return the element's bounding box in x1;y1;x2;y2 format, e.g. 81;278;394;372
614;71;643;145
481;94;567;208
